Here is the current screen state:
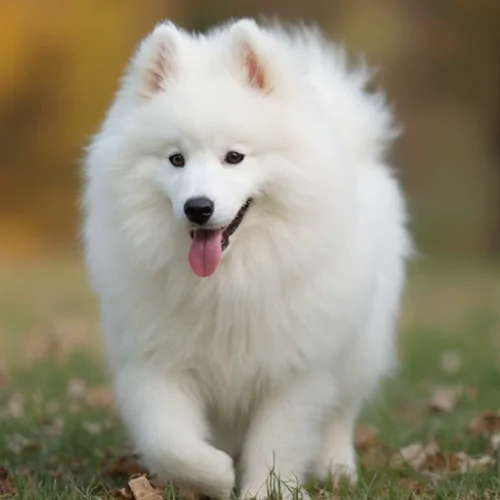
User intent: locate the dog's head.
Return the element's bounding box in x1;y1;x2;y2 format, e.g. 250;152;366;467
85;20;351;277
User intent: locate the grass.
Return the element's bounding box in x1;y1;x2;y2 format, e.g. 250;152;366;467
1;255;500;499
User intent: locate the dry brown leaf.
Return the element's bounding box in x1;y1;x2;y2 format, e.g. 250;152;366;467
86;386;115;409
102;455;148;478
128;475;163;500
391;441;440;470
439;350;462;374
354;424;378;450
111;487;134;499
428;386;459;413
0;464;16;495
427;451;467;472
178;485;203;500
148;477;167;493
466;455;496;472
467;411;500;435
433;452;495;473
392;441;495;475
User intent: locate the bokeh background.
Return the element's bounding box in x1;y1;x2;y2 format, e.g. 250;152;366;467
1;0;500;260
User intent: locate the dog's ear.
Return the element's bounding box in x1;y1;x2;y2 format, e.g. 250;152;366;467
132;21;179;99
229;19;272;93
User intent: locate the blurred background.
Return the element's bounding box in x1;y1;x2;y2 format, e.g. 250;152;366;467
1;0;499;260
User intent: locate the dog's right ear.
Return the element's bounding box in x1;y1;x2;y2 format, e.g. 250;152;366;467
229;19;273;94
131;21;179;99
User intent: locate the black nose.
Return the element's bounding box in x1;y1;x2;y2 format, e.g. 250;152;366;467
184;196;214;225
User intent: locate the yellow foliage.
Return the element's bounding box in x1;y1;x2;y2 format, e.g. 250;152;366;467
0;1;171;255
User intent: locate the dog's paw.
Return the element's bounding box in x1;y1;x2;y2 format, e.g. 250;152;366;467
314;447;358;486
181;447;234;498
146;443;235;498
203;449;236;498
328;462;358;486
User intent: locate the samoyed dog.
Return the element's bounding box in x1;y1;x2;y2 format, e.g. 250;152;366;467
82;18;411;499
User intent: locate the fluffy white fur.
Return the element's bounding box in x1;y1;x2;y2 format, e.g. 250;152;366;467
82;18;411;499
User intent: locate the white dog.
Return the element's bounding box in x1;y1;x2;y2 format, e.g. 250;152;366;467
82;18;411;499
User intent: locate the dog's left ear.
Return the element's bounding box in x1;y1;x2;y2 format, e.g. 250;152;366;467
130;21;180;99
229;19;273;93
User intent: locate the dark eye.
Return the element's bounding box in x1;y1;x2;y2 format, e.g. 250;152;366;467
169;153;185;168
224;151;245;165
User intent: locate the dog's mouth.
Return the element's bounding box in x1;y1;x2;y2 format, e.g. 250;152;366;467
188;198;253;278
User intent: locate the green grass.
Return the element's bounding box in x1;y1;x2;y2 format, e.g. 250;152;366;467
1;256;500;499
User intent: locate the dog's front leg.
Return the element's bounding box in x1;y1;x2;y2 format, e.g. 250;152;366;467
239;372;335;499
114;367;235;498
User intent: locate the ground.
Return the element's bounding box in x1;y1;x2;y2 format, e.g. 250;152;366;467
1;255;500;499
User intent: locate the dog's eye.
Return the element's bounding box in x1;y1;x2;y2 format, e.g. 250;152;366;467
169;154;185;168
224;151;245;165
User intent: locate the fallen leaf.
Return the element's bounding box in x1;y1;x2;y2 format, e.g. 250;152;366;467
354;424;378;450
466;455;496;472
467;411;500;435
431;452;495;473
0;465;16;495
178;485;203;500
111;487;134;499
427;451;467;472
148;477;167;492
428;386;459;413
439;350;462;374
102;455;148;478
392;441;495;475
128;475;163;499
391;441;439;470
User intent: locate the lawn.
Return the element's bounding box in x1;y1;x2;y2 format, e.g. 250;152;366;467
1;255;500;499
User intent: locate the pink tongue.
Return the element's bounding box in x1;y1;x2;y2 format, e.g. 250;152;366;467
188;229;223;277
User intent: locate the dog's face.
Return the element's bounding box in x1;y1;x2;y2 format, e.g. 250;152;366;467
91;20;346;276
